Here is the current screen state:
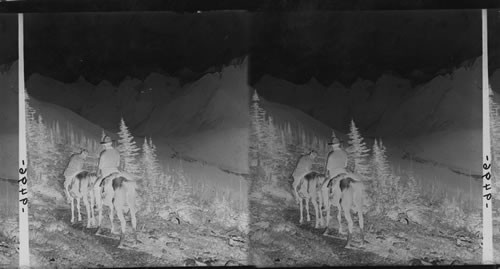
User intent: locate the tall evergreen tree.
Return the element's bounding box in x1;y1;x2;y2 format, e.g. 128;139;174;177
26;95;43;180
265;115;288;181
148;137;162;180
117;117;141;175
140;137;155;212
371;139;391;188
348;119;371;178
250;90;267;166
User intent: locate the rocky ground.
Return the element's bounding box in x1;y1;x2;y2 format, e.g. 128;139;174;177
0;168;487;268
6;178;247;268
248;166;482;267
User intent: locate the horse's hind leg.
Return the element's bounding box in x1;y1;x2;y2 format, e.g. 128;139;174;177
128;187;138;244
337;203;344;235
70;198;75;223
77;196;82;222
95;196;103;235
358;210;365;246
305;198;311;222
343;199;354;248
299;199;304;224
83;195;91;228
115;188;129;247
109;203;117;234
317;189;324;227
116;206;126;247
322;187;331;235
89;190;96;226
311;194;320;228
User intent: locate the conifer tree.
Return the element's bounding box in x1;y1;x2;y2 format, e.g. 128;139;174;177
117;117;141;175
265;115;288;182
348;119;371;177
404;171;420;205
26;95;42;180
141;138;153;178
140;137;155;212
371;139;391;188
148;137;162;180
250;90;267;165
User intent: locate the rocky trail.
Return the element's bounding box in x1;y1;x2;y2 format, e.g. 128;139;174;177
27;193;247;267
248;188;394;267
247;167;482;267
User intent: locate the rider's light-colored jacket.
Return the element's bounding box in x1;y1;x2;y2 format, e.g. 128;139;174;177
98;147;121;177
325;148;348;178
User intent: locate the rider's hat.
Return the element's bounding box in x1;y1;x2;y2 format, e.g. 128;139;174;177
328;136;341;145
100;135;114;145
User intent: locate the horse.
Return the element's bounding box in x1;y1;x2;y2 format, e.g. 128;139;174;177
295;171;326;228
94;172;138;247
321;173;365;248
66;171;98;228
291;150;318;204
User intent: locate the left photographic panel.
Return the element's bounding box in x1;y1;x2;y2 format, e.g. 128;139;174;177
0;13;19;268
24;12;251;267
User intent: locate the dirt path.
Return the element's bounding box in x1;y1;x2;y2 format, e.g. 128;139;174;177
248;189;395;267
29;194;247;267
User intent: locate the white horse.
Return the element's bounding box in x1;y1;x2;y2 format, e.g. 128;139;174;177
295;171;326;228
67;171;98;228
291;150;318;204
94;172;138;247
321;173;365;248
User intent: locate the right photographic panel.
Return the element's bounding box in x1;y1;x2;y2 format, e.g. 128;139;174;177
248;9;483;266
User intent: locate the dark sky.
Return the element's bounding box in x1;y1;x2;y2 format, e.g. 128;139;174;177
24;11;251;85
0;14;18;66
250;9;494;87
0;10;498;87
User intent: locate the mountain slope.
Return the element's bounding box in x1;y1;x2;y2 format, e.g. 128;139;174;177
26;71;182;132
255;61;482;206
137;58;250;174
376;57;482;137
